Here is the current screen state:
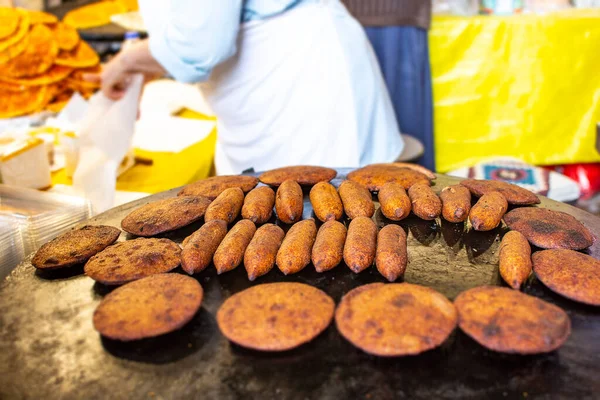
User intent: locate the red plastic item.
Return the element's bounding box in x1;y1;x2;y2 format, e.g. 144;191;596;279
546;163;600;199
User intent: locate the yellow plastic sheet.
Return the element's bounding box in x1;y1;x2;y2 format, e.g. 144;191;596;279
430;9;600;172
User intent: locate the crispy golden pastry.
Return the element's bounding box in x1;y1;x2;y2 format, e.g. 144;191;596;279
335;283;457;356
63;1;127;29
0;9;29;54
244;224;285;281
0;85;52;118
259;165;337;186
51;22;79;51
204;187;244;224
217;282;335;351
408;183;442;221
31;225;120;270
378;182;411;221
0;64;73;86
338;180;374;219
178;175;258;200
499;231;532;290
0;8;20;40
181;220;228;275
533;249;600;306
440;185;472;223
121;196;212;237
469;192;508;231
0;24;57;78
55;40;99;68
375;224;408;282
312;220;347;272
504;207;594;250
309;181;343;222
343;216;377;273
93;273;203;341
454;286;571;354
276;219;317;275
241;186;275;224
347;163;431;192
460;179;540;205
214;219;256;274
275;179;303;224
27;9;58;24
84;238;181;285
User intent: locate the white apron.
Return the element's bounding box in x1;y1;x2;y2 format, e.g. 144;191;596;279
199;0;404;175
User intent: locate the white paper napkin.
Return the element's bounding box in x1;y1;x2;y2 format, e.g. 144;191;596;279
73;75;143;214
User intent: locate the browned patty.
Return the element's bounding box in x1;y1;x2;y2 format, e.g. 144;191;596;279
454;286;571;354
347;164;431;192
84;238;181;285
533;249;600;306
177;175;258;199
121;196;212;237
460;179;540;205
216;282;335;351
259;165;337;187
504;207;594;250
335;283;457;356
93;273;203;341
32;225;120;270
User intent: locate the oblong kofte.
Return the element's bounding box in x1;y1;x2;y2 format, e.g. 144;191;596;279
32;225;120;270
93;273;203;341
460;179;540;205
121;196;212;237
347;164;431;192
335;283;457;356
309;181;343;222
343;216;377;273
338;180;374;219
454;286;571;354
204;187;245;224
84;238;181;285
241;186;275;225
216;282;335;351
504;207;594;250
259;165;337;187
532;249;600;306
276;219;317;275
178;175;258;199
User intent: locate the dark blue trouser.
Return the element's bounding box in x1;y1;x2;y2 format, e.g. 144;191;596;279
365;26;435;171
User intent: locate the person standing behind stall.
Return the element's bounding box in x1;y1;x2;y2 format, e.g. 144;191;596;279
87;0;404;175
342;0;435;171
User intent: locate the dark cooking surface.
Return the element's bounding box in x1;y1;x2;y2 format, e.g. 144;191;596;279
1;172;600;400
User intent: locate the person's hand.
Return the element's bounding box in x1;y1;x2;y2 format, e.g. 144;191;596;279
83;52;133;101
83;40;167;101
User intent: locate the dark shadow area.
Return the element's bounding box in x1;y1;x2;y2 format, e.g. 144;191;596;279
101;308;215;364
34;264;85;280
441;220;465;248
92;281;119;298
407;217;440;246
464;227;501;260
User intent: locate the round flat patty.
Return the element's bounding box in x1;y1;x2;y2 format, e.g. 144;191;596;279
347;164;431;192
533;249;600;306
121;196;212;237
335;283;457;356
259;165;337;187
84;238;181;285
177;175;258;199
454;286;571;354
93;273;203;341
32;225;120;270
460;179;540;205
216;282;335;351
504;207;594;250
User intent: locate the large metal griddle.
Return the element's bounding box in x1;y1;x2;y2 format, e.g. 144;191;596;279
1;171;600;400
